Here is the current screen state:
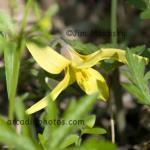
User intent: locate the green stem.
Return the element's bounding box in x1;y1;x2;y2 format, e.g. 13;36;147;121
20;0;33;34
8;0;33;121
110;1;118;143
111;0;117;46
110;0;126;144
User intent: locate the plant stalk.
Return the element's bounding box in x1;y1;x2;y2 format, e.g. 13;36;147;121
111;0;117;46
8;0;33;121
110;0;126;144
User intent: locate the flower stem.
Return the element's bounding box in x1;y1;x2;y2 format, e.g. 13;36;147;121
8;0;33;121
111;0;117;46
110;0;126;144
110;0;118;144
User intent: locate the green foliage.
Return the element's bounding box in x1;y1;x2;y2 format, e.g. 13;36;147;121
0;11;14;33
43;94;109;149
140;9;150;19
27;3;58;45
0;11;19;120
68;40;99;54
68;138;116;150
59;134;79;149
122;50;150;105
0;116;41;150
0;93;110;149
4;41;23;119
15;94;35;138
127;0;150;19
46;93;98;149
130;45;146;55
81;127;107;135
128;0;147;10
84;115;96;128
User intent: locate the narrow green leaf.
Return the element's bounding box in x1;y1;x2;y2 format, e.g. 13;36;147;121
4;41;22;119
68;40;98;54
38;134;47;150
15;94;34;138
84;115;96;128
0;11;14;32
81;127;107;135
122;83;149;104
45;3;59;17
60;134;79;149
43;96;58;146
63;99;77;118
130;45;146;55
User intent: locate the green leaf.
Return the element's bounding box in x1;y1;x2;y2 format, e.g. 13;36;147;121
81;127;107;135
122;50;150;105
4;41;22;119
48;93;98;149
33;2;42;20
144;71;150;81
122;83;147;104
68;138;116;150
38;134;47;150
0;116;40;150
126;50;145;83
84;115;96;128
29;35;52;47
130;45;146;55
43;96;58;146
140;9;150;19
0;11;14;33
60;134;79;149
128;0;147;10
15;94;35;139
63;99;77;118
68;40;98;54
15;94;29;120
44;3;59;18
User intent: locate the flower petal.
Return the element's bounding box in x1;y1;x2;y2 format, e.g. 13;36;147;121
26;42;70;74
77;48;148;68
75;68;109;100
26;94;51;114
26;67;74;114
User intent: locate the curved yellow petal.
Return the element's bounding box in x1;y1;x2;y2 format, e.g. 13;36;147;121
78;48;148;68
26;42;70;74
75;68;109;100
50;67;75;100
26;94;51;114
26;67;74;114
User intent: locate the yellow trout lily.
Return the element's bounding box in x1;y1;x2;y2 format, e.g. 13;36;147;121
26;42;148;114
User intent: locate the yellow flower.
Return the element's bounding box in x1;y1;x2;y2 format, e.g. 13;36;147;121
26;42;148;114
